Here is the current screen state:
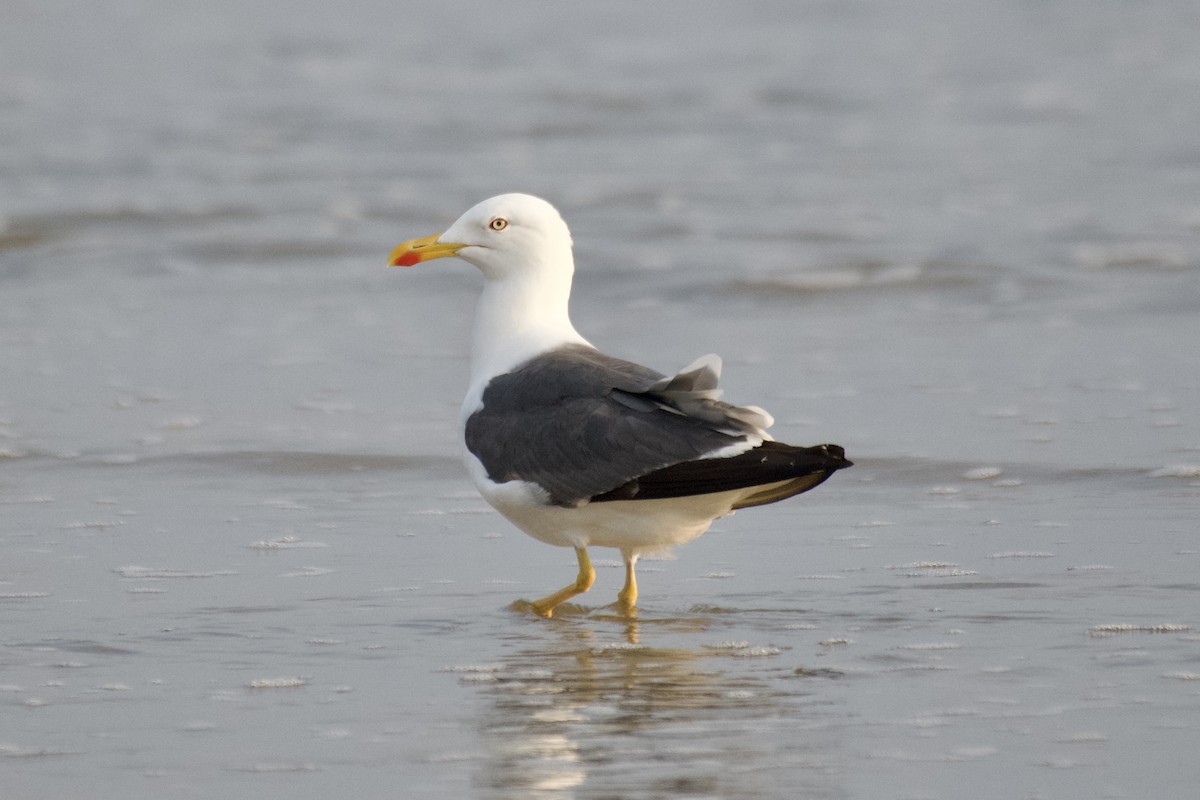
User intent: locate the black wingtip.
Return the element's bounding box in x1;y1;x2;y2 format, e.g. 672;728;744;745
590;439;852;505
814;443;853;470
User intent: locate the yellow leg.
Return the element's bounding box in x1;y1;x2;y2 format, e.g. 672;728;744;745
617;553;638;611
529;547;595;618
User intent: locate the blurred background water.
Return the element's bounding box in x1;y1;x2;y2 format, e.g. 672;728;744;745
2;2;1198;798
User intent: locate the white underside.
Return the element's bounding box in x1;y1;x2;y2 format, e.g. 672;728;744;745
465;452;788;557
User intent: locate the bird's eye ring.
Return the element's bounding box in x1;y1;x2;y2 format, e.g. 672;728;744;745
489;217;509;231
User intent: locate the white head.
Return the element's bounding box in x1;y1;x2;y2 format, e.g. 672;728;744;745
388;193;574;282
389;194;589;380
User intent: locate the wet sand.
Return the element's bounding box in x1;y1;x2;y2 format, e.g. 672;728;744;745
3;1;1200;798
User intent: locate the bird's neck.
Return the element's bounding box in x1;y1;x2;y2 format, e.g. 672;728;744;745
469;265;588;389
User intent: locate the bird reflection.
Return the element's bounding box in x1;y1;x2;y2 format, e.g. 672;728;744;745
469;615;805;800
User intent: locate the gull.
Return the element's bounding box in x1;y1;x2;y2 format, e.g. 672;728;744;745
388;194;851;617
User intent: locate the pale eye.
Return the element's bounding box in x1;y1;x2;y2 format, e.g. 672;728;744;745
488;217;509;231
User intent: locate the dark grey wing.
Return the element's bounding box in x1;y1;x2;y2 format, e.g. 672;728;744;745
464;344;766;507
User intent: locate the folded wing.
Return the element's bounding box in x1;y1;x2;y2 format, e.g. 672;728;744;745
464;344;781;507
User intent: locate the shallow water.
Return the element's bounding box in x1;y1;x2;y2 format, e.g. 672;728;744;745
3;2;1199;798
